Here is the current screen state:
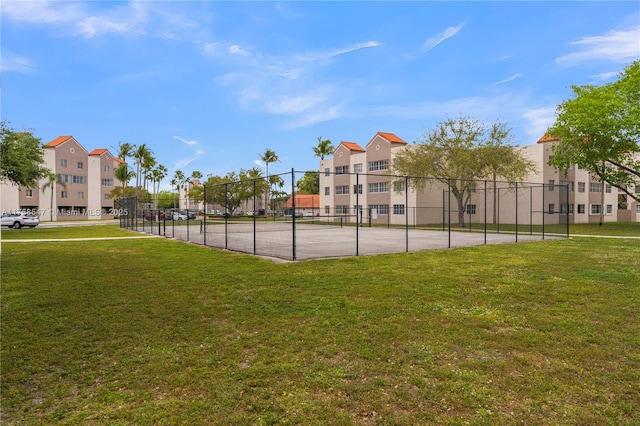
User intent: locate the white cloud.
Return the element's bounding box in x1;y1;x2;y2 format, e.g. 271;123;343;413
264;91;326;115
283;106;341;129
203;42;220;55
493;73;522;85
556;26;640;66
1;1;200;40
173;136;198;145
592;71;620;81
229;44;251;56
295;41;380;61
522;106;557;139
0;50;37;74
421;24;464;53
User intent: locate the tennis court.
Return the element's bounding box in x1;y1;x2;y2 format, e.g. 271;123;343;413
138;218;557;261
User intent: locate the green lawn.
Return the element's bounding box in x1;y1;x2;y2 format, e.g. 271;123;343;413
1;227;639;424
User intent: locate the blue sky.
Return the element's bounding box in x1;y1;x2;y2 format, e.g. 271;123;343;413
2;1;639;188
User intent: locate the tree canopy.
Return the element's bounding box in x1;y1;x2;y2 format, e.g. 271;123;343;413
313;136;334;160
547;60;640;202
296;171;320;194
0;121;47;188
189;168;269;216
393;116;535;226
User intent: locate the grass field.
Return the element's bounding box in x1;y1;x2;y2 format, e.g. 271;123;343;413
1;225;639;424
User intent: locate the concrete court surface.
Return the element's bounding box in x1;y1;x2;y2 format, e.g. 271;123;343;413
141;220;556;261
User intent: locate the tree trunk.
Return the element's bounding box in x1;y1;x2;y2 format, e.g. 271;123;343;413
457;197;466;227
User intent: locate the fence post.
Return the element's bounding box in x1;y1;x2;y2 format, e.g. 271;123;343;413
542;183;546;240
356;173;359;257
530;186;533;235
515;182;519;242
203;185;207;246
405;175;409;252
224;183;228;250
253;179;257;255
292;168;296;261
447;179;451;248
484;180;487;245
565;183;570;237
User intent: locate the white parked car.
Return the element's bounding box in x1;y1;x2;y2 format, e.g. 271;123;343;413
1;212;40;229
172;212;188;221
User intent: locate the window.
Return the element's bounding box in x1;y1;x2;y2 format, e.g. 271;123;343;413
466;204;476;215
606;204;613;215
104;165;110;173
353;184;363;194
605;184;612;193
324;168;330;176
560;181;574;192
104;193;110;200
354;205;362;215
394;181;406;192
368;159;389;172
469;183;477;193
336;205;349;214
25;189;33;198
335;165;349;174
324;187;330;196
368;182;388;193
59;174;71;183
637;205;640;214
590;204;601;215
548;180;555;191
393;204;405;215
78;191;84;199
73;175;86;184
61;159;67;167
635;185;640;194
369;204;389;215
335;185;349;195
325;205;330;214
590;182;602;193
560;204;574;214
354;163;363;173
578;182;585;193
577;204;585;214
61;191;68;199
101;178;114;186
77;161;84;169
548;203;555;214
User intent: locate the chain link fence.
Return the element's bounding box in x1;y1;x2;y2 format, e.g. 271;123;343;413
120;170;569;261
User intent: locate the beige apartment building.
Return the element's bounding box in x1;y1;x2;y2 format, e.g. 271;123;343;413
1;136;123;221
319;132;640;226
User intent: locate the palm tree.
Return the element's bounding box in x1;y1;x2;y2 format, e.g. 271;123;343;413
141;152;157;192
170;170;189;209
116;141;134;163
259;149;279;212
313;136;334;160
114;163;135;200
41;171;65;222
150;164;168;208
133;143;151;192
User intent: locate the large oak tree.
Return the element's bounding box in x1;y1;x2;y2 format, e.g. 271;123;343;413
393;116;534;227
547;60;640;205
0;121;47;188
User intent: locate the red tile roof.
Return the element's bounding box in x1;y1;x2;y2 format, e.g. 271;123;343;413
377;132;406;144
339;141;365;152
89;148;108;156
283;194;320;209
537;134;559;143
45;136;74;147
114;158;125;164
